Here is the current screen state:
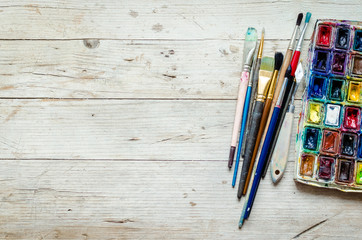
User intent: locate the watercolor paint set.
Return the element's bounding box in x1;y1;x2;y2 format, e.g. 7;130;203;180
296;19;362;192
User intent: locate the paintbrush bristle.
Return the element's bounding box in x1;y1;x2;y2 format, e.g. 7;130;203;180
296;13;303;26
242;27;258;66
260;56;274;72
274;52;284;71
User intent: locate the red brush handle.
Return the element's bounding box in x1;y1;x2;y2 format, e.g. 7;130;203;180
290;50;300;76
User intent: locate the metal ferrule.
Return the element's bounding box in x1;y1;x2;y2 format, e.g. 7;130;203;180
256;71;273;102
296;22;309;51
288;25;299;50
243;64;252;73
276;77;288;106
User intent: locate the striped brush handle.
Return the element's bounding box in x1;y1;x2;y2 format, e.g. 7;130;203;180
237;100;264;198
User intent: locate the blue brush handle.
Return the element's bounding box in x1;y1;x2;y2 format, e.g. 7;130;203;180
244;106;280;219
232;86;252;187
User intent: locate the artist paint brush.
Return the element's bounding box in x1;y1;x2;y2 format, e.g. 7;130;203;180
261;12;312;178
228;27;258;169
240;28;265;158
255;13;303;170
231;29;264;187
242;52;283;195
236;56;274;198
271;62;304;183
243;14;311;219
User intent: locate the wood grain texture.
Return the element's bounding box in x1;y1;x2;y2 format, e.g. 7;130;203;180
0;99;305;161
1;0;361;239
0;160;361;240
0;0;359;40
0;39;308;99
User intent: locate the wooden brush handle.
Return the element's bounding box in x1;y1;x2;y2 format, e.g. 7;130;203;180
242;98;272;195
271;111;294;183
271;49;292;107
237;100;264;199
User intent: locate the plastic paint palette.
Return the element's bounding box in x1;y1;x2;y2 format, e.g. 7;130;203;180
296;19;362;192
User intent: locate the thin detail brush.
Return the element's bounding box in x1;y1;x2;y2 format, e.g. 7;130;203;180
228;28;258;169
232;29;264;187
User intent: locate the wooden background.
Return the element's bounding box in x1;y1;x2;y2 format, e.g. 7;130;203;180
0;1;361;239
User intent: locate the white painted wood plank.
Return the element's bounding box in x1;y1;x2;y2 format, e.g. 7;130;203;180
0;99;303;160
0;39;308;99
0;0;359;40
0;160;360;239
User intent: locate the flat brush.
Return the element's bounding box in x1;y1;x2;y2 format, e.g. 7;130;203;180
228;27;258;169
242;52;283;195
271;61;304;183
237;56;274;198
261;12;312;178
232;29;264;187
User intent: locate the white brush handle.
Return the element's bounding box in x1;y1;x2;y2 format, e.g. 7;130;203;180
231;71;250;147
271;111;294;183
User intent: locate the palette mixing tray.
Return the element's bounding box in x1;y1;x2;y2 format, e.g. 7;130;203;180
296;19;362;192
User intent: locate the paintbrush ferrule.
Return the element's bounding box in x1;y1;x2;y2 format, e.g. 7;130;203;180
288;25;299;50
256;72;272;102
243;64;252;73
296;12;312;51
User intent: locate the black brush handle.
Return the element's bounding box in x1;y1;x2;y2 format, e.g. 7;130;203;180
261;77;295;178
237;100;264;198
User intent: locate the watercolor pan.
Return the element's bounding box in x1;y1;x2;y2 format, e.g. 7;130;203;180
296;19;362;192
343;107;360;130
336;159;354;183
318;156;335;180
347;81;361;103
351;55;362;77
353;30;362;52
356;162;362;184
324;103;341;127
328;78;344;101
335;26;350;50
320;129;340;154
313;50;330;73
309;75;327;99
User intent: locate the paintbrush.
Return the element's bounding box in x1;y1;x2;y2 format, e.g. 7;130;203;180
231;29;264;187
261;12;312;178
254;13;303;175
228;28;258;169
242;52;283;195
236;56;274;198
242;13;312;220
240;28;265;158
271;61;304;183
